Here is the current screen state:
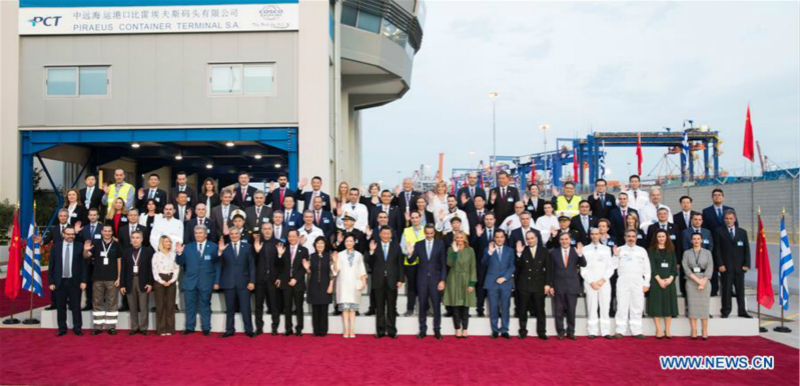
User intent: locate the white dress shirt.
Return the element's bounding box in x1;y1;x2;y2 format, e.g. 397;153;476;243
150;214;184;252
298;225;324;251
623;189;650;211
581;243;615;283
436;208;470;235
639;203;673;233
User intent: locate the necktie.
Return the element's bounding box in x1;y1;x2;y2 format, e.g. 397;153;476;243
256;207;261;218
488;228;493;240
426;241;432;257
622;208;626;218
478;211;483;223
198;243;204;254
633;191;638;200
383;244;388;260
234;242;239;258
501;188;506;199
223;207;228;220
315;211;321;224
64;243;72;278
685;213;690;227
662;224;667;230
497;246;503;260
91;224;96;235
730;228;735;240
582;217;588;232
280;188;285;204
563;249;569;267
470;187;474;198
242;187;246;200
290;246;296;265
61;224;65;233
285;210;290;221
717;208;722;221
600;194;605;207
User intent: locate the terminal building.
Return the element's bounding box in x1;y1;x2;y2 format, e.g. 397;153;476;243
0;0;425;229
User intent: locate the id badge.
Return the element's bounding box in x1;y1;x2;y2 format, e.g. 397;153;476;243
661;262;669;268
693;267;701;273
703;239;710;244
71;213;77;218
204;254;211;261
737;241;744;247
254;227;259;232
323;218;330;224
606;201;613;206
133;266;139;274
100;251;107;257
507;197;514;202
262;217;270;223
246;196;253;202
637;234;643;239
94;234;101;239
121;217;128;222
155;197;161;202
669;235;676;240
103;257;109;265
289;221;295;226
571;240;576;245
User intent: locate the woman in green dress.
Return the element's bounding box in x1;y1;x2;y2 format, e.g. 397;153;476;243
443;231;477;339
647;229;679;338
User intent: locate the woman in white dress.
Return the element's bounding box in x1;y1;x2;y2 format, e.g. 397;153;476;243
534;201;559;237
427;181;449;230
334;234;367;338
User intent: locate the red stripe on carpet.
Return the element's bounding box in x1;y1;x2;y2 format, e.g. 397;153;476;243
0;275;51;317
0;330;796;386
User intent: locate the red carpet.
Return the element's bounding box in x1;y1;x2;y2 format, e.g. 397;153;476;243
0;329;797;386
0;275;51;317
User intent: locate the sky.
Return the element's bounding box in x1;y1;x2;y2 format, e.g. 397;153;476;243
360;1;800;187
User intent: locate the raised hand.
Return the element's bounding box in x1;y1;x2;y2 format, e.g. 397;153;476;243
394;185;401;196
218;237;227;252
175;241;184;255
254;238;263;253
551;186;559;197
223;221;230;235
550;226;558;237
489;190;497;204
299;177;308;190
476;224;484;236
366;227;373;240
451;241;459;253
460;193;469;205
369;240;377;254
576;243;583;255
612;245;619;256
516;240;524;254
138;188;145;199
270;181;276;192
185;208;192;220
336;232;344;245
488;241;496;255
83;240;93;253
276;242;286;256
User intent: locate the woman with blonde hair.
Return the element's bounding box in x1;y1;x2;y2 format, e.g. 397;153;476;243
625;212;647;248
427;181;449;232
105;197;128;239
443;231;477;339
334;181;350;217
152;235;180;336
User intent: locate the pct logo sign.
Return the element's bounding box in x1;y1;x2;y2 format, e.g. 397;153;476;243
28;16;62;27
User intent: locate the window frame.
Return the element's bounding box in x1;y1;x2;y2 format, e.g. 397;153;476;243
207;62;276;97
44;65;111;99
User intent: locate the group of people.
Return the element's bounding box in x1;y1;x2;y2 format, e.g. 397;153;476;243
44;169;751;341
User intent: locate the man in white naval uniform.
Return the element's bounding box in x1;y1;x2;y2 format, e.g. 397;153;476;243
581;228;616;339
614;229;651;339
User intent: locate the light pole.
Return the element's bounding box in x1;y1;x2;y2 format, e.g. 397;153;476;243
489;92;499;169
540;123;550;185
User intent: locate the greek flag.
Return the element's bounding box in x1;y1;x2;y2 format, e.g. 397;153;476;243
599;141;606;178
22;216;44;297
681;131;690;175
779;215;795;310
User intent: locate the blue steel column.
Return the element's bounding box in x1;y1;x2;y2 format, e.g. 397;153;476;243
287;128;299;190
712;138;720;179
703;142;710;180
20;132;34;238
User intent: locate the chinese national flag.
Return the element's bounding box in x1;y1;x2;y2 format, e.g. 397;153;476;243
755;213;774;309
572;149;579;183
530;159;536;183
743;104;755;162
636;133;643;175
4;210;22;300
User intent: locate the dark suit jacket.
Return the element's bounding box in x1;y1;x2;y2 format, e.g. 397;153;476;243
43;223;68;245
487;185;520;224
456;185;486;214
295;190;332;212
78;222;104;244
587;193;616;220
609;207;638;240
673;211;698;239
569;215;597;246
64;205;88;227
467;209;489;237
184;218;216;244
79;186;105;214
509;227;544;249
470;226;496;267
170;186;197;208
272;223;290;243
546;228;580;249
255;238;280;284
48;241;88;288
120;246;154;292
482;244;515;290
278;244;309;290
219;241;256;289
176;241;221;291
369;204;405;233
391;190;421;214
336;228;368;255
681;227;714;255
269;186;296;211
210;204;240;238
312;209;336;239
137;188;168;213
409;239;447;285
713;226;750;272
368;241;405;288
119;223;151;249
515;245;551;293
549;247;587;295
524;197;546;221
232;185;258;208
280;209;302;229
244;205;274;235
702;205;737;232
645;222;678;250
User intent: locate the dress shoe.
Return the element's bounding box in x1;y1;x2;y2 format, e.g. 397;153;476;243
491;332;499;339
518;331;527;339
557;334;564;340
476;311;485;317
501;333;511;339
294;331;303;337
255;329;263;336
538;334;548;340
388;333;398;339
45;305;57;311
720;314;729;319
91;329;103;336
246;332;256;338
73;330;83;336
271;329;279;336
603;335;612;340
588;335;596;339
332;310;342;316
107;329;117;335
364;310;374;316
220;332;235;338
416;332;426;339
444;312;453;317
175;305;180;312
57;330;67;337
355;311;361;316
140;331;148;336
434;332;443;340
283;331;292;337
202;331;210;336
118;305;129;312
183;330;195;335
403;311;414;317
702;337;709;341
614;333;624;339
738;313;753;319
374;333;385;339
568;334;576;340
82;305;92;311
633;334;645;339
691;336;698;341
128;330;139;336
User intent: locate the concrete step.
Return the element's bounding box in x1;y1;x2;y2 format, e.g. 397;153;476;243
39;309;758;336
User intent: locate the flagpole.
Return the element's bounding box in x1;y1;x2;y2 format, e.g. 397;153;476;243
2;206;22;325
757;206;767;332
22;201;40;325
774;208;792;333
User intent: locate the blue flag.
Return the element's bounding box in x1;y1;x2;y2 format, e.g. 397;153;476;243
779;215;795;310
22;216;44;297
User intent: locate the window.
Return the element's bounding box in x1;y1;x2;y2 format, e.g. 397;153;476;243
382;19;408;48
209;63;274;96
341;4;357;27
45;66;109;97
356;10;381;33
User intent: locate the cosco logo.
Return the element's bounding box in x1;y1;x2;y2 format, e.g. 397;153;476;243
28;16;62;27
259;5;283;21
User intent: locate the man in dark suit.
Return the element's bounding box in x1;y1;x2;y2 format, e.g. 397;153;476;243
369;190;404;233
645;208;677;249
136;173;168;213
232;172;258;209
470;211;496;317
294;176;332;212
217;227;256;337
456;172;486;214
252;223;282;335
80;174;105;218
119;231;154;335
49;227;87;336
408;224;446;339
587;178;616;221
673;196;698;242
76;208;103;310
713;210;752;318
702;189;736;297
310;196;336;239
547;216;580;249
271;212;290;243
268;174;295;212
514;230;552;339
39;209;71;310
608;192;638;241
277;230;309;336
211;189;239;239
569;201;596;246
170;171;197;209
244;191;273;236
483;229;515;339
509;212;544;249
467;195;488;237
119;209;150;249
523;184;546;222
368;227;405;338
279;196;302;230
392;177;421;214
176;225;220;336
486;171;520;224
549;232;587;340
184;203;215;244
